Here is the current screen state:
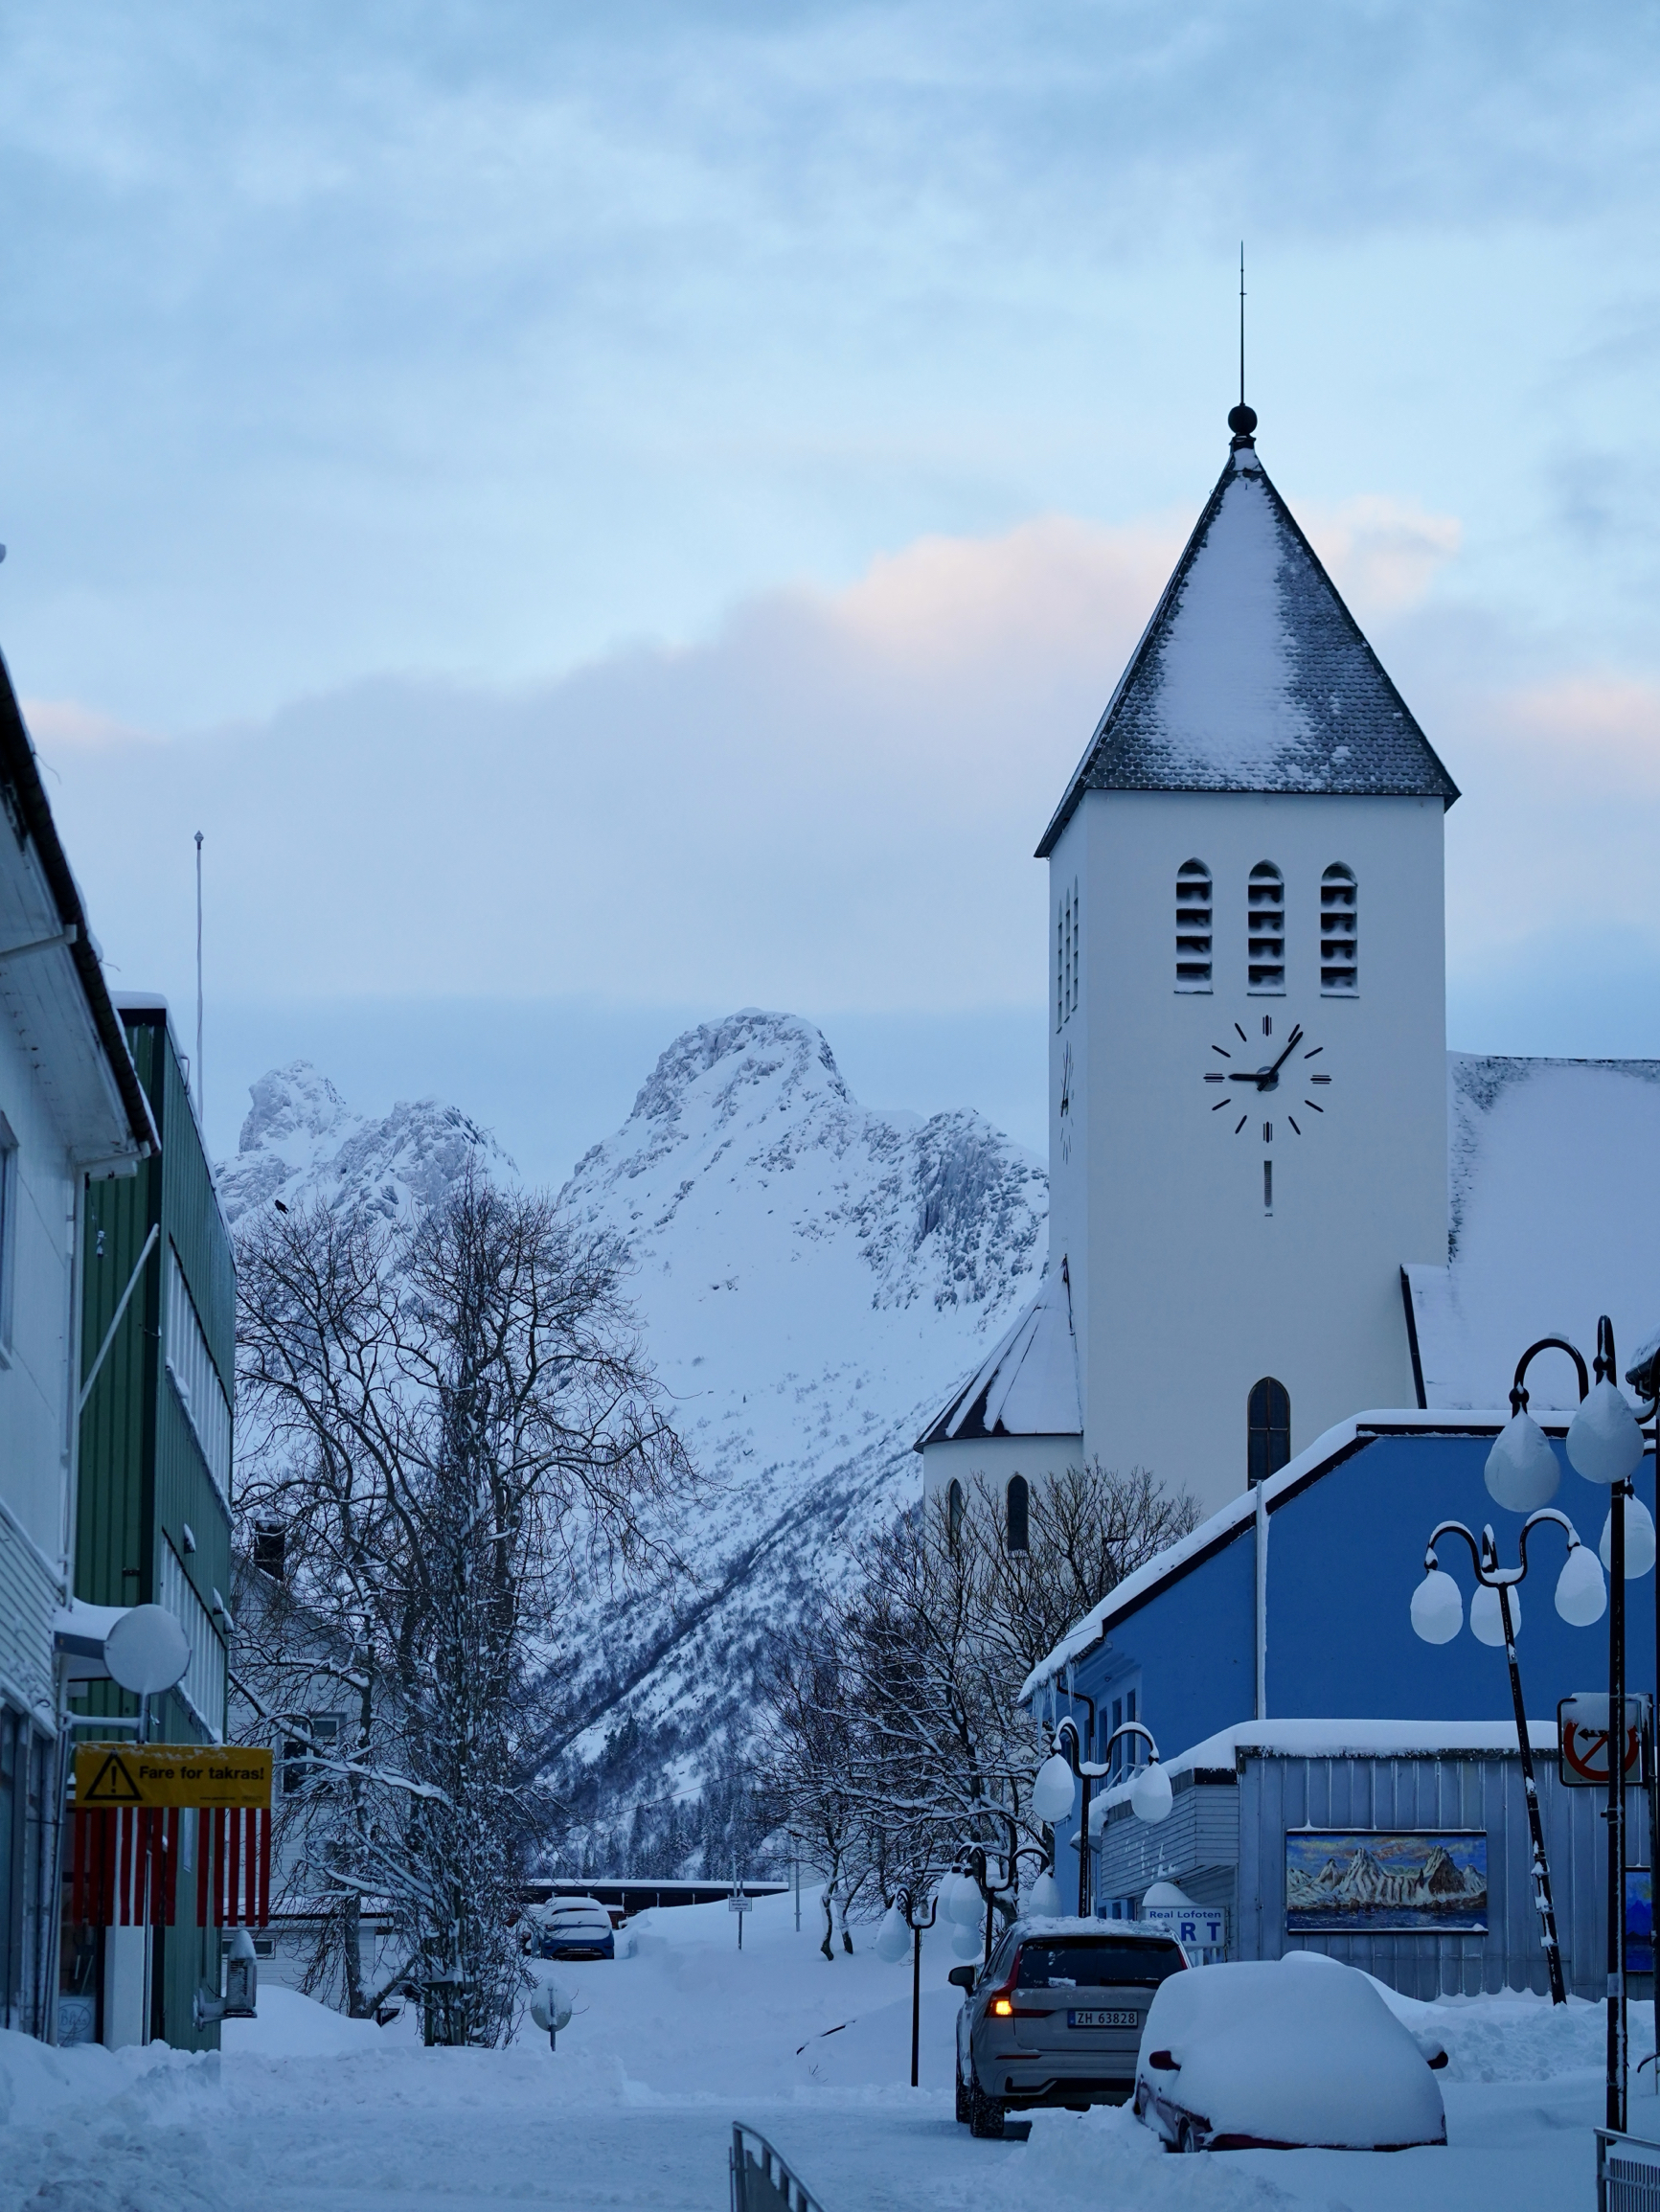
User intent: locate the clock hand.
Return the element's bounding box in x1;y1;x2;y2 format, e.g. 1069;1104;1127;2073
1265;1024;1305;1079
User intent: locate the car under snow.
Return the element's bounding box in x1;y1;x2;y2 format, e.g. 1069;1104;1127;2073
1132;1953;1447;2153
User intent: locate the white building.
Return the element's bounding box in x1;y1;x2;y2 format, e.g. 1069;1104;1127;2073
921;401;1461;1519
0;655;155;2037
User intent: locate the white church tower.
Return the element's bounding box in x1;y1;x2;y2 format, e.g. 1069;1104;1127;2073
921;400;1456;1520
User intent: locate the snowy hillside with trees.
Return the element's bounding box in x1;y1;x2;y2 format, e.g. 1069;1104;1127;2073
221;1010;1050;1869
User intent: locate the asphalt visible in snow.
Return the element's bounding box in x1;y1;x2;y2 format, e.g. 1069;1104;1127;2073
0;1887;1647;2209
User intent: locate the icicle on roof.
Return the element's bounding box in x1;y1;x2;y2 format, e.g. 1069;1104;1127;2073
1036;403;1459;857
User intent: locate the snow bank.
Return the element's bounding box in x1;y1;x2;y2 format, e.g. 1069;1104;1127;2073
220;1983;390;2057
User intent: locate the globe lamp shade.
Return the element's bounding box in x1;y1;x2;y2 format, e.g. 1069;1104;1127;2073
1409;1569;1463;1645
1032;1752;1078;1826
1555;1541;1608;1628
874;1905;911;1963
947;1873;986;1927
1130;1761;1173;1825
1601;1494;1658;1580
1484;1412;1559;1514
1566;1380;1646;1486
950;1921;984;1961
1468;1582;1515;1648
1026;1870;1062;1920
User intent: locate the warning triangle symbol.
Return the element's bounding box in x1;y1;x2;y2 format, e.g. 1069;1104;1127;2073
82;1752;142;1805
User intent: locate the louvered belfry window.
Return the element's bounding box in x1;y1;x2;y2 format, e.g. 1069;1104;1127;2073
1247;863;1285;993
1321;865;1358;993
1175;860;1213;992
1056;882;1080;1029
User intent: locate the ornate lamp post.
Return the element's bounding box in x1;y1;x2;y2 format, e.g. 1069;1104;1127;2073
875;1885;940;2087
1033;1718;1173;1919
1410;1505;1603;2007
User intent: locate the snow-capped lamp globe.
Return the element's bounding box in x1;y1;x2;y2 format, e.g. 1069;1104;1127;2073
1129;1758;1173;1826
946;1872;986;1927
1032;1750;1078;1826
1601;1494;1657;1581
1566;1377;1646;1488
1556;1537;1609;1628
950;1919;984;1961
1026;1868;1062;1920
874;1904;911;1964
1410;1567;1464;1644
1485;1410;1560;1514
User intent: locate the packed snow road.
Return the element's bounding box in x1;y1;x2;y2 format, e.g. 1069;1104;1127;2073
0;1888;1646;2210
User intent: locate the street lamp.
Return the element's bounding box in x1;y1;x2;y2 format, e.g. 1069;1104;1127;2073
874;1885;939;2087
1034;1718;1172;1920
1482;1322;1652;2130
1411;1506;1599;2008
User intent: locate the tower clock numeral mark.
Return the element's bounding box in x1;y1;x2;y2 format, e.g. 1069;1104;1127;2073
1234;1114;1248;1135
1287;1115;1301;1136
1212;1097;1229;1111
1234;1022;1248;1044
1262;1015;1272;1037
1309;1074;1330;1085
1304;1045;1324;1059
1204;1072;1225;1083
1303;1097;1324;1112
1262;1122;1272;1144
1212;1044;1232;1058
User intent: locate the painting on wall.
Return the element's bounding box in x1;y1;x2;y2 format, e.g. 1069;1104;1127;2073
1285;1831;1489;1933
1628;1868;1652;1974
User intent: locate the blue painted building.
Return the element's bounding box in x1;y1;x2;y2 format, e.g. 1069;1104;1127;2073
1022;1407;1656;1992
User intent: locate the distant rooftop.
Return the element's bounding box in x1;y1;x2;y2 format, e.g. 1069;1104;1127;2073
1037;409;1460;856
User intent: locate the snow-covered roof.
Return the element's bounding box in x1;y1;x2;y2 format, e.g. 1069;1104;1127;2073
1406;1054;1660;1411
913;1265;1081;1449
1018;1407;1551;1701
1036;418;1459;856
1087;1718;1562;1819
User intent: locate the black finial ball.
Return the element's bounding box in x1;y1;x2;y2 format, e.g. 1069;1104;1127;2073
1228;402;1258;438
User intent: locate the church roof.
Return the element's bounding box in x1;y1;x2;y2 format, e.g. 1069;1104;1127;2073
1035;414;1460;857
914;1264;1082;1450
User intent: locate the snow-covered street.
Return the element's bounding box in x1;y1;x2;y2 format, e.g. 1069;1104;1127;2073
0;1887;1647;2211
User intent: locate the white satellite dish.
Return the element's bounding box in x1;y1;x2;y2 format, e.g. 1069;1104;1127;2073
104;1605;190;1697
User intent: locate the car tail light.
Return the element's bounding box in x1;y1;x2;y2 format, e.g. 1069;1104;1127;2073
985;1951;1047;2021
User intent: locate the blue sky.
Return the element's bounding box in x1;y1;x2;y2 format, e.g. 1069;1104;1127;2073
6;2;1659;1179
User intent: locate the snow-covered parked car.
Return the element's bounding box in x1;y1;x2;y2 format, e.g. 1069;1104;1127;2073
526;1897;615;1962
951;1918;1189;2136
1132;1954;1447;2153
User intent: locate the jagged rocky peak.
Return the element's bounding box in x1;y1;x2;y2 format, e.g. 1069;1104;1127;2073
216;1062;512;1227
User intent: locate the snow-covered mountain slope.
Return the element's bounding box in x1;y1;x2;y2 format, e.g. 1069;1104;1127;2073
216;1060;513;1226
219;1013;1049;1847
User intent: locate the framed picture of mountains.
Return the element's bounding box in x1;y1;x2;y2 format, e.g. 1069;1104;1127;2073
1285;1831;1489;1933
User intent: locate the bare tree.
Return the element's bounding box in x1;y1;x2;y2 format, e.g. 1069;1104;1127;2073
232;1169;694;2042
760;1464;1197;1940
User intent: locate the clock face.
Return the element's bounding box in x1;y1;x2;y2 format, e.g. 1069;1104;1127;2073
1201;1015;1332;1141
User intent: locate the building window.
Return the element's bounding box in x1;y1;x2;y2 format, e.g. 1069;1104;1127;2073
157;1539;227;1741
1175;860;1213;992
946;1479;964;1543
1247;1378;1291;1488
1321;864;1357;993
1006;1474;1030;1553
283;1714;342;1799
1247;864;1285;993
1056;881;1080;1029
165;1244;232;1497
252;1520;286;1581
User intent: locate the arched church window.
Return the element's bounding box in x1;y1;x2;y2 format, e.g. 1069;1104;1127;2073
1247;1379;1291;1487
1320;865;1357;994
1175;860;1213;992
947;1479;964;1543
1006;1474;1030;1553
1247;864;1285;993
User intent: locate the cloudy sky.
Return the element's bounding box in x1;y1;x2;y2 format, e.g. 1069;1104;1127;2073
5;2;1659;1178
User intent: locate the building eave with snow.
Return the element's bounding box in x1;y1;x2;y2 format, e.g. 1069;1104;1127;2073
913;1264;1083;1506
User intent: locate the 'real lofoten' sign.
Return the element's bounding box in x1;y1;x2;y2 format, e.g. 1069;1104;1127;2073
74;1745;272;1812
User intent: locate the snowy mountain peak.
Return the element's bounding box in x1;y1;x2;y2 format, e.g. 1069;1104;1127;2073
216;1061;513;1226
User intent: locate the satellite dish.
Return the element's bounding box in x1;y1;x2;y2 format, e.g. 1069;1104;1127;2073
104;1605;190;1697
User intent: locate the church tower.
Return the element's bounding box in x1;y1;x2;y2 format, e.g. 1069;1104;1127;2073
1038;401;1457;1514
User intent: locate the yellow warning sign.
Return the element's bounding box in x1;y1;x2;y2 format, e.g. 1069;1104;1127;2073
74;1745;272;1811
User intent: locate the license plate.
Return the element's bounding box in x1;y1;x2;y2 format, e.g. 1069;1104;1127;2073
1068;2008;1138;2029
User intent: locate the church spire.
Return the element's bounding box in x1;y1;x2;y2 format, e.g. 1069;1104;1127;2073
1229;243;1257;451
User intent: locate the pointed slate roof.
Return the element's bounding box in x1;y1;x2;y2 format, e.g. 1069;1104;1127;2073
1035;412;1459;857
914;1264;1081;1450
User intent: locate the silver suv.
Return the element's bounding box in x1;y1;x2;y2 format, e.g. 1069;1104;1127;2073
951;1917;1189;2138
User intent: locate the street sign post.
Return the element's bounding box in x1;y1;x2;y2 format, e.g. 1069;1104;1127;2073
1558;1697;1648;1789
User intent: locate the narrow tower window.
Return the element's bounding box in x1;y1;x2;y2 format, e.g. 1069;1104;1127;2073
1175;860;1213;992
1320;865;1357;994
1246;863;1285;993
1056;882;1080;1028
1006;1473;1030;1553
947;1478;964;1543
1247;1378;1291;1487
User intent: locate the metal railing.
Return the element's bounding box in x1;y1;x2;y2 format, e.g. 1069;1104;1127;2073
1599;2128;1660;2212
730;2123;830;2212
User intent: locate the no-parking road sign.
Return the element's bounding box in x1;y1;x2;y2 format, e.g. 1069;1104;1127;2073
1558;1695;1648;1788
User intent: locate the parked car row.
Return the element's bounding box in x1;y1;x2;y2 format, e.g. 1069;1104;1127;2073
952;1919;1447;2151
